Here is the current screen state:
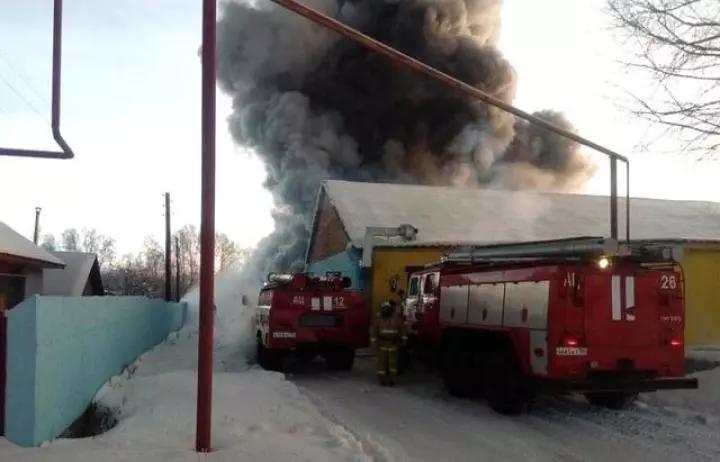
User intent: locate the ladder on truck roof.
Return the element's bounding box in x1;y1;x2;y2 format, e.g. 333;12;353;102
442;236;682;265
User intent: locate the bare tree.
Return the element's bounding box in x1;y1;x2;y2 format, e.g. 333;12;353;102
46;225;247;298
175;225;200;294
215;232;251;271
40;234;57;251
608;0;720;153
61;228;80;252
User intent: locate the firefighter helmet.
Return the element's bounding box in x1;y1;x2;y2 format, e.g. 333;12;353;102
380;301;395;318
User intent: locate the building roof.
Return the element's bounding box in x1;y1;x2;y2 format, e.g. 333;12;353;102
0;220;65;268
43;252;104;296
320;180;720;247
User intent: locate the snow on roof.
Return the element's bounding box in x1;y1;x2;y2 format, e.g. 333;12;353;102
43;252;101;296
0;220;65;267
321;180;720;246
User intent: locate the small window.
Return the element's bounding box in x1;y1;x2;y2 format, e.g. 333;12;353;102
423;274;436;295
408;277;420;297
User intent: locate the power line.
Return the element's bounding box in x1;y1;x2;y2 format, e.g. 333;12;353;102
0;71;49;122
0;51;50;110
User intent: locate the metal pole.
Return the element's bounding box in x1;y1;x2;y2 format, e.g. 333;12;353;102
626;161;631;242
164;193;172;302
0;0;74;159
33;207;42;244
610;157;618;240
196;0;216;453
269;0;632;242
175;236;181;302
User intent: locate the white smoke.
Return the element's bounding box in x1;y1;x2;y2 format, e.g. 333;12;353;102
182;269;262;367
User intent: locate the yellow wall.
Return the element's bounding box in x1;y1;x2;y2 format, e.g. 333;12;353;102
370;247;446;317
683;247;720;346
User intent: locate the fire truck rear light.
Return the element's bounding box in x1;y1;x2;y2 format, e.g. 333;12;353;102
670;338;682;347
561;335;579;347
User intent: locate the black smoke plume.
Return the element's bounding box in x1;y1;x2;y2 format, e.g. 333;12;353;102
217;0;595;273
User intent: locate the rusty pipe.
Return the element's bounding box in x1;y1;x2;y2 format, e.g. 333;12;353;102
270;0;631;241
196;0;217;453
0;0;74;159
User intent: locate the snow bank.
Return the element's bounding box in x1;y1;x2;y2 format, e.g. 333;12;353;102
0;317;369;461
642;348;720;417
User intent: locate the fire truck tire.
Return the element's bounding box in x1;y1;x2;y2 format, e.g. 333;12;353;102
483;352;527;415
325;347;355;371
442;338;473;398
584;392;638;410
257;339;284;371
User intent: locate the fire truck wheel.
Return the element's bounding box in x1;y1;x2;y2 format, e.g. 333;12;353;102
325;347;355;371
442;338;473;398
483;353;527;415
257;339;284;371
584;392;638;410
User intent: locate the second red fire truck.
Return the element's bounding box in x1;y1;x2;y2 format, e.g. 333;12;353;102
255;272;369;371
403;237;698;414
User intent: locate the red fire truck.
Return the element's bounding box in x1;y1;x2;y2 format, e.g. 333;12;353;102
255;272;369;371
403;237;698;414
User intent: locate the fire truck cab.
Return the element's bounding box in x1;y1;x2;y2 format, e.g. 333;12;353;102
255;272;369;371
405;237;698;414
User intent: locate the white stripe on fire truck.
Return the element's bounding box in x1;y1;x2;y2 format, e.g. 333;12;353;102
625;276;635;308
625;276;636;322
611;275;622;321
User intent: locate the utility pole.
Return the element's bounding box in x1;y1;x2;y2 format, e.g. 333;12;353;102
175;236;181;302
33;207;42;244
164;193;172;302
196;0;217;452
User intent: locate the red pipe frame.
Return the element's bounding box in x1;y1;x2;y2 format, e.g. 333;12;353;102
0;0;74;159
270;0;631;242
196;0;217;453
196;0;637;451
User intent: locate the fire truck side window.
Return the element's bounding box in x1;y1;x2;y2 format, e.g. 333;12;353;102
423;274;436;295
408;276;419;297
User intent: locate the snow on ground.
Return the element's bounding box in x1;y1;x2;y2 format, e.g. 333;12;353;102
641;348;720;418
0;271;370;462
293;357;720;462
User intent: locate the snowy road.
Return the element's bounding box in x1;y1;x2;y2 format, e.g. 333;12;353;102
292;357;720;462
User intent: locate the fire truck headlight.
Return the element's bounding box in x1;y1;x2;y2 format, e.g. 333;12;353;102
597;256;610;270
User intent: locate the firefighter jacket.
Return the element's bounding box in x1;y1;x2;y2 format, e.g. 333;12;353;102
371;314;408;348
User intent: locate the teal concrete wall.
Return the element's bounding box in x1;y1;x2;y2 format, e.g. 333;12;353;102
4;296;186;446
307;248;367;289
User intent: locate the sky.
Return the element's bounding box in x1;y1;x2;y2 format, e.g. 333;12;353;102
1;0;718;255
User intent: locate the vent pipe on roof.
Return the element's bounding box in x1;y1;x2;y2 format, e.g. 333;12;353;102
361;225;418;268
33;207;42;244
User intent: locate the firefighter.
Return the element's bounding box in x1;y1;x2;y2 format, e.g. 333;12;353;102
371;300;407;386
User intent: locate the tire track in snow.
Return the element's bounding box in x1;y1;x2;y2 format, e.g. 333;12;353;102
299;383;397;462
533;397;720;461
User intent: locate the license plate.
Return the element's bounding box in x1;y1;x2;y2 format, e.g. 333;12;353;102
556;347;588;356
